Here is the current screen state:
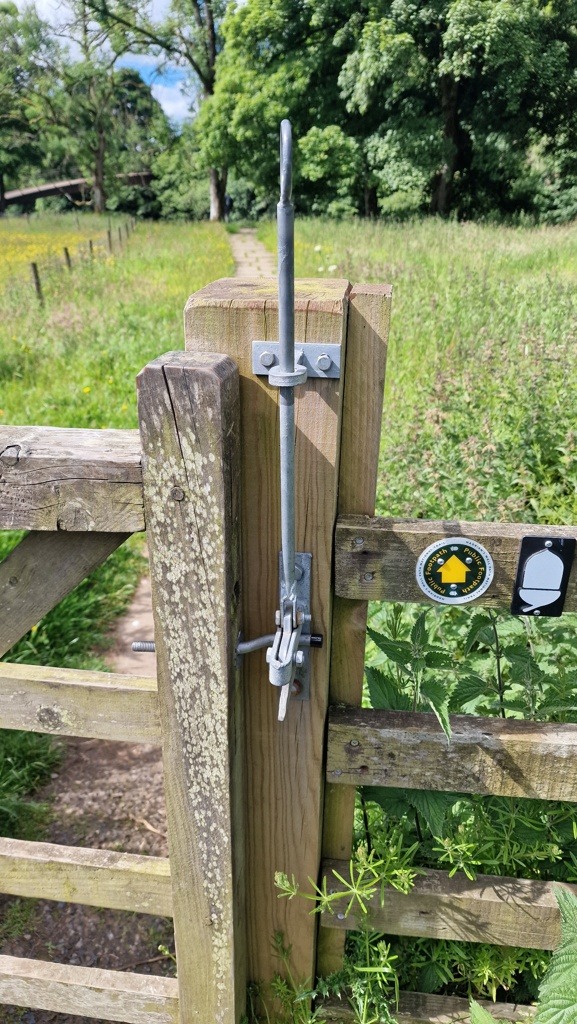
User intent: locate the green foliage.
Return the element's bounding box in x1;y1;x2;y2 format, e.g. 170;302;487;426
0;729;61;837
534;888;577;1024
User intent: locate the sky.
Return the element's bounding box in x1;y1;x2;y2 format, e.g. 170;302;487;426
18;0;190;124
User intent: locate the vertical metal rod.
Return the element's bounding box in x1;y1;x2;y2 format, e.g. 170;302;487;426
278;119;296;599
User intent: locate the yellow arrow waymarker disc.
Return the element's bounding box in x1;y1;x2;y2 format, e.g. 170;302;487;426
415;537;494;605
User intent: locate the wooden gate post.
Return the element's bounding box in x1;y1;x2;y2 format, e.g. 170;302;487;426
137;352;245;1024
183;278;350;993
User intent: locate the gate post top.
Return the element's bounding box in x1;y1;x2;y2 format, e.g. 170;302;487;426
184;276;351;321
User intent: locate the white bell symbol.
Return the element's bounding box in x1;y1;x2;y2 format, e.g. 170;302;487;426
519;548;563;612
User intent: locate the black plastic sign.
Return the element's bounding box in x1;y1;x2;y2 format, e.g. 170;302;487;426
511;537;576;617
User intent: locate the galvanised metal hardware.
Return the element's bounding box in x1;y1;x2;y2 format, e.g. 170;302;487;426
135;121;325;722
252;342;341;379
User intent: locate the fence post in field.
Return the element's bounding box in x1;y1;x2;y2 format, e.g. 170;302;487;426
63;247;72;271
107;229;112;253
137;351;245;1024
30;262;43;306
183;277;379;996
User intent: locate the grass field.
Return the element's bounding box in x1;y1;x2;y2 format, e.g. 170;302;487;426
0;214;234;834
0;213;109;283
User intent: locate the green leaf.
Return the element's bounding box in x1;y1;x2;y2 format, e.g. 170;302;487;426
363;786;460;837
535;888;577;1024
410;611;428;650
464;614;494;654
424;648;454;669
421;678;452;740
450;674;488;711
470;1001;507;1024
367;627;413;665
365;667;411;711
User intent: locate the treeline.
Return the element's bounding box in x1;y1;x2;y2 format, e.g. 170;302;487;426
4;0;577;222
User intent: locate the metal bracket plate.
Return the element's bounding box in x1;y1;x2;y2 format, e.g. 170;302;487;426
280;551;312;701
253;342;341;379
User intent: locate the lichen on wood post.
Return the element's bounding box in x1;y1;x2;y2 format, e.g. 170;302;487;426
137;351;244;1024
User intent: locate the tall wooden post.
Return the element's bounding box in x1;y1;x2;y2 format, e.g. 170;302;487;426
184;279;349;992
137;351;245;1024
318;285;391;975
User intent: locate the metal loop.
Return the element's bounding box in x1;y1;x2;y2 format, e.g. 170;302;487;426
280;119;292;204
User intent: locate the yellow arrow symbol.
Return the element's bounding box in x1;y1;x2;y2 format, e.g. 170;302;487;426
437;554;470;584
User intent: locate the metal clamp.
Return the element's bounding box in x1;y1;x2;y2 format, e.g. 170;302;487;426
252;342;341;379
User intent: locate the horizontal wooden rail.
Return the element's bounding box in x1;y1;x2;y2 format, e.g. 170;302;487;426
318;991;534;1022
0;663;160;742
0;837;172;916
0;956;179;1023
335;515;577;607
321;859;576;949
0;425;144;532
327;708;577;802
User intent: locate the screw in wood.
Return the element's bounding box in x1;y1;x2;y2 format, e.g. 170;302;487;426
363;572;374;582
171;486;185;501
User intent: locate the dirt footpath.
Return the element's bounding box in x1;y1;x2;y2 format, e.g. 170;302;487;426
1;230;274;1024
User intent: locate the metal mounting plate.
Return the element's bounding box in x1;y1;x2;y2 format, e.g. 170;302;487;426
253;342;341;379
280;551;312;701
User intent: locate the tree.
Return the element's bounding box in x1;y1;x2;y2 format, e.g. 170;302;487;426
197;0;577;219
83;0;228;218
0;2;56;210
30;1;171;213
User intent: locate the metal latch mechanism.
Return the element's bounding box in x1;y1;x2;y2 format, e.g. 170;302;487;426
135;120;325;723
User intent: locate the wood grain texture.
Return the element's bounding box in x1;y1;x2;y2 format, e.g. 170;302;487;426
319;284;391;976
0;837;171;916
0;531;129;657
0;663;160;742
0;425;144;532
335;516;577;606
317;991;534;1023
327;708;577;802
321;859;576;949
138;351;244;1024
184;278;349;991
0;956;178;1023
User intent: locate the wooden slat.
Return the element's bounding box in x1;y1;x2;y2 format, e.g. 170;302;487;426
335;516;577;607
138;351;245;1024
321;859;577;949
0;425;144;532
0;837;172;916
185;278;349;992
0;531;130;657
0;956;178;1023
319;284;391;976
327;708;577;802
318;992;534;1022
0;663;160;742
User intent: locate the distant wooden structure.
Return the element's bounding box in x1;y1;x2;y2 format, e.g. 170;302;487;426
3;172;153;209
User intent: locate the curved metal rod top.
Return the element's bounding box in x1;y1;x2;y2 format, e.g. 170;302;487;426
280;119;292;203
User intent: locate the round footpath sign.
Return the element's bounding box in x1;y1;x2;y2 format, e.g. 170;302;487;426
415;537;494;605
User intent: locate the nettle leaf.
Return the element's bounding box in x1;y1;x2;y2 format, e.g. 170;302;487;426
464;614;494;655
535;888;577;1024
365;667;411;711
421;678;452;740
503;643;534;667
424;648;454;669
470;1001;507;1024
450;674;488;711
410;611;428;651
363;786;460;838
367;627;412;666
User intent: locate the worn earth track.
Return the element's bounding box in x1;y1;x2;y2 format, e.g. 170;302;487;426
0;230;274;1023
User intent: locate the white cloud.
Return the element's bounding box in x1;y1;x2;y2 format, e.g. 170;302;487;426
151;82;190;123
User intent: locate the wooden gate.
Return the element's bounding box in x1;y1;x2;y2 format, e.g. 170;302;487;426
0;274;573;1023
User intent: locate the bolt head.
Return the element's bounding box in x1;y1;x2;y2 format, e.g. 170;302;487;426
275;610;281;627
260;351;275;368
171;486;185;501
363;572;374;582
316;353;332;372
294;651;305;667
354;537;364;548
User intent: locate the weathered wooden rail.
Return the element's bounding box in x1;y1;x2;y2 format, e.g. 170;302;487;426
0;273;570;1022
